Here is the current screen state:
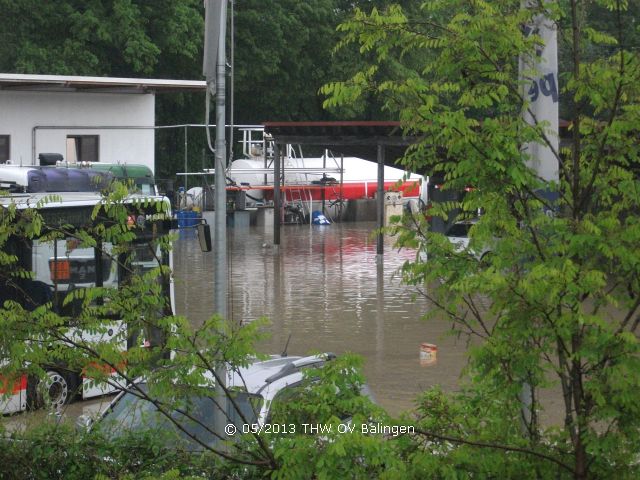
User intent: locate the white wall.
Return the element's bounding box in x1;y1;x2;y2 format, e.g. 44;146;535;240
0;90;156;172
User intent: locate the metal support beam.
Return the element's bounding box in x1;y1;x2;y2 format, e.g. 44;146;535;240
376;144;385;257
321;151;326;214
184;126;188;191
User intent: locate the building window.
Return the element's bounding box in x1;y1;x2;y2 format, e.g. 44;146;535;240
0;135;9;162
66;135;99;163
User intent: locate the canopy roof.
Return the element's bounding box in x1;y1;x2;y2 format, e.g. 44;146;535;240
264;120;571;169
263;121;416;168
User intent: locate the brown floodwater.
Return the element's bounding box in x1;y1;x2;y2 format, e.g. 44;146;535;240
3;219;568;430
173;221;470;415
2;221;470;430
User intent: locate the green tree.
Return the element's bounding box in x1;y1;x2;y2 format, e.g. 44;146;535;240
232;0;341;123
0;0;203;77
0;0;206;186
322;1;640;478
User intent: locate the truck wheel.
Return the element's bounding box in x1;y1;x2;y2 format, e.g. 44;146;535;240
44;371;70;409
28;370;77;410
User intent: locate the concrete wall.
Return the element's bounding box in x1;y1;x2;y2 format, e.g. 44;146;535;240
342;199;378;222
0;90;155;171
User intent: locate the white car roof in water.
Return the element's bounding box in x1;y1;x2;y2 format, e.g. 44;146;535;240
174;353;333;399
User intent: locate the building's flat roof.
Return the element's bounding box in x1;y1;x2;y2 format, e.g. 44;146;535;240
0;73;206;94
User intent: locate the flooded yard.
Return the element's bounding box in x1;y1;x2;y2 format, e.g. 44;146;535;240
2;220;569;428
174;221;470;414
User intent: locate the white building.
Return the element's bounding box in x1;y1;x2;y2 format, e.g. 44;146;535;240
0;73;206;173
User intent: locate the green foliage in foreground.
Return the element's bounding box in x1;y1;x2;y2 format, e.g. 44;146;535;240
0;422;224;480
322;1;640;478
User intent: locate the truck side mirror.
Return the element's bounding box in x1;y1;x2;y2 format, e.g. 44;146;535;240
197;223;212;252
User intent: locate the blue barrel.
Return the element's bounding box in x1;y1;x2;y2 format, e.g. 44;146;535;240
177;210;188;228
187;211;199;227
177;210;200;228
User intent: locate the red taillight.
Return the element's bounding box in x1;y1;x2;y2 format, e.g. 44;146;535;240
49;259;70;281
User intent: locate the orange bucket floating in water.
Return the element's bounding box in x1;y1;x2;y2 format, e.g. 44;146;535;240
419;343;438;366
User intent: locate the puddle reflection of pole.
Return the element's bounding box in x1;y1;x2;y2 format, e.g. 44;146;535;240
376;260;384;367
376;144;385;258
272;250;283;350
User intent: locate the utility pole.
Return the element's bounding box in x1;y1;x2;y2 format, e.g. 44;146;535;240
203;0;228;447
214;1;228;322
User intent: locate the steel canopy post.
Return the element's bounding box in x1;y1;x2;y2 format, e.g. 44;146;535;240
273;142;281;249
376;144;385;258
321;151;326;215
184;125;188;192
340;154;344;219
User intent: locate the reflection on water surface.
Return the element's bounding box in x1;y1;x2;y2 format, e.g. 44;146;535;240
174;221;469;414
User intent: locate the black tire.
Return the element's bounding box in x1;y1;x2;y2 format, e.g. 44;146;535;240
26;375;42;410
